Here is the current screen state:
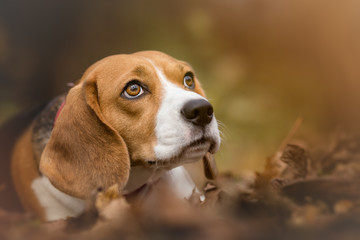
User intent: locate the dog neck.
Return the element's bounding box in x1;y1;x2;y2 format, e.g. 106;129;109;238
31;166;201;221
123;165;200;198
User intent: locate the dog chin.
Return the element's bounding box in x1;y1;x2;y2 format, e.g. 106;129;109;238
148;138;215;169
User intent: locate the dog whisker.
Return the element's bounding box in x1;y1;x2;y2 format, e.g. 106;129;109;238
216;119;229;141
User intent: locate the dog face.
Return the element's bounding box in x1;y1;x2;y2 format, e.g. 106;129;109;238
40;51;220;198
96;51;221;167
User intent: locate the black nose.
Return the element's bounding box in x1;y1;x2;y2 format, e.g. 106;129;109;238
181;99;214;126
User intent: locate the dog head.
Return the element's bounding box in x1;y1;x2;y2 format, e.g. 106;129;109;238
40;51;221;198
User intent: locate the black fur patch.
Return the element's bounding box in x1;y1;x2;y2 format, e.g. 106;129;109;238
32;94;66;163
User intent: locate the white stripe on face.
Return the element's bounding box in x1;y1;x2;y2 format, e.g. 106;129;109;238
148;61;220;166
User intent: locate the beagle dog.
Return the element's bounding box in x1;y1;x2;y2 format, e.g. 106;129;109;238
9;51;221;221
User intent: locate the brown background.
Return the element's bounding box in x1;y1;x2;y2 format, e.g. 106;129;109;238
1;0;360;172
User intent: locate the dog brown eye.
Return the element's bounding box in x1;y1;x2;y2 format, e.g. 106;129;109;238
184;74;195;89
123;83;144;99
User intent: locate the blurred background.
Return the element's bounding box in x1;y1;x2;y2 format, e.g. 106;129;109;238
1;0;360;173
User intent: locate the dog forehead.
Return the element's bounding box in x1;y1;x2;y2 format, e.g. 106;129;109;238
84;51;188;80
133;51;195;85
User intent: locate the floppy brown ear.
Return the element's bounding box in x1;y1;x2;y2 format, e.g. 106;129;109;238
40;79;130;199
202;152;218;180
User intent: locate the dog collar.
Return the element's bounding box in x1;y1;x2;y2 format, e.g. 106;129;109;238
54;101;66;124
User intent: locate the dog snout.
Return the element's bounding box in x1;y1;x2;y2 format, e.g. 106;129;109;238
181;99;214;126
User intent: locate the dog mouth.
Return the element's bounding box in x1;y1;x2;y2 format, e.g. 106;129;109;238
146;137;216;169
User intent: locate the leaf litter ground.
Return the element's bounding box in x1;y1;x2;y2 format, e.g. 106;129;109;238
1;131;360;240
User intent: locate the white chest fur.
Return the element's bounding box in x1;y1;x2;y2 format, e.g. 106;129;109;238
164;166;203;199
31;176;85;221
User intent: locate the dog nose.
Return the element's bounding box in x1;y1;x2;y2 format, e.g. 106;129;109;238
181;99;214;126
